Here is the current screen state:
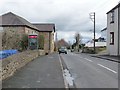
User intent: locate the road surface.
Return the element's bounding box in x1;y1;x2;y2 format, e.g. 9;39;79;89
2;52;119;89
60;52;118;88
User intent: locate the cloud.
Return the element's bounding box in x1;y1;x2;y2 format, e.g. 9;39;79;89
57;31;101;43
0;0;119;43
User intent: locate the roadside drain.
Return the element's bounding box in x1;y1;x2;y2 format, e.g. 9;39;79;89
59;55;76;89
64;69;74;87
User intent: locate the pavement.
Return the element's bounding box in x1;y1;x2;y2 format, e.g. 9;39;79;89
90;54;120;63
2;53;65;88
74;51;120;63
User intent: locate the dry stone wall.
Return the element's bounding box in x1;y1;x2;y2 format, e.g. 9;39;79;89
1;50;45;80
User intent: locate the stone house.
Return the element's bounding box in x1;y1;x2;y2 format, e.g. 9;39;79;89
107;3;120;56
33;24;55;53
0;12;55;53
0;12;39;50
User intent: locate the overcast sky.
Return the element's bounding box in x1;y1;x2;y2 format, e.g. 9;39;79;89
0;0;119;43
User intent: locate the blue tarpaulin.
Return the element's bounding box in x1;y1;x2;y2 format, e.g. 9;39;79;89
0;49;18;60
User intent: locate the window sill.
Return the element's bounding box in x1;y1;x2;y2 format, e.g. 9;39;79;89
110;21;114;24
110;43;114;45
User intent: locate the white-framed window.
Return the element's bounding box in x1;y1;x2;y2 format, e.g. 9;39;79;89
110;11;114;23
110;32;114;45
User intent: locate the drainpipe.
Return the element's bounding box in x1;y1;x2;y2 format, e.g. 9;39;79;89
118;6;120;56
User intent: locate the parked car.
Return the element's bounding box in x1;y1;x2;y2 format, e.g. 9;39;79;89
58;47;67;54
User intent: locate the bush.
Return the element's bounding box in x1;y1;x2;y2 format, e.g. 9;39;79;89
82;47;94;54
19;34;28;51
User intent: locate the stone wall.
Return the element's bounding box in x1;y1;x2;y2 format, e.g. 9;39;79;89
39;32;50;53
50;31;55;53
25;27;39;35
2;26;39;50
2;27;25;50
39;31;55;54
1;50;45;80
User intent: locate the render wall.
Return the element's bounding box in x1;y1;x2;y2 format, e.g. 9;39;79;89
107;8;119;55
119;7;120;55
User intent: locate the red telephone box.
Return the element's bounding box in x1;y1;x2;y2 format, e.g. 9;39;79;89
28;34;38;50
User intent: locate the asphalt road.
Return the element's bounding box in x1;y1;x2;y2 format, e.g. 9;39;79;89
60;52;118;88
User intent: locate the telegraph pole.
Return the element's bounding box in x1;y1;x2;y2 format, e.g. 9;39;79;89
93;12;96;54
89;12;96;54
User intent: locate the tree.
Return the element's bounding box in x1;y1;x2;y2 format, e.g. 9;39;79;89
72;42;76;49
74;33;82;52
57;39;69;48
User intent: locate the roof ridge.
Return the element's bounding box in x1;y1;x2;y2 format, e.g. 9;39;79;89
2;12;13;16
107;3;120;14
12;12;26;25
2;12;25;25
1;12;38;30
14;14;39;30
14;13;28;25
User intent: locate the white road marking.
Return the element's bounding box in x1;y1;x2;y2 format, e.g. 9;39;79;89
84;58;93;62
78;56;84;59
97;64;117;74
36;80;41;83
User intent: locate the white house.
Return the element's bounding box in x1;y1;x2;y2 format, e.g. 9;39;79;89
107;3;120;56
101;27;107;41
85;39;106;48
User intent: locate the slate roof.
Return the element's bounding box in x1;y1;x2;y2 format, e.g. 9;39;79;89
33;24;55;32
107;3;120;14
0;12;38;30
